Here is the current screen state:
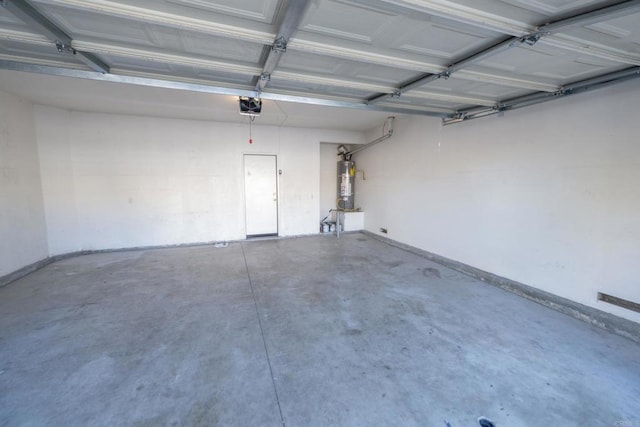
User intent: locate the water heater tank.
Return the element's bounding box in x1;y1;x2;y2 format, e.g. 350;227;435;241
337;160;355;209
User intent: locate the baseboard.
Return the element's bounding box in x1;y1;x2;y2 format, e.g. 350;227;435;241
0;233;329;288
0;257;54;288
0;250;94;288
363;231;640;344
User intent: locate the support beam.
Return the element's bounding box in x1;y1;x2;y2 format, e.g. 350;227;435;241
443;66;640;125
0;59;454;118
368;36;516;104
540;0;640;34
500;66;640;111
30;0;639;84
0;30;515;106
369;0;640;104
254;0;311;94
369;0;640;36
0;0;109;73
0;27;560;93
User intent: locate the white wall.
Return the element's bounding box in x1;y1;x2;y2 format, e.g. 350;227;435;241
0;90;48;276
356;79;640;323
35;106;362;254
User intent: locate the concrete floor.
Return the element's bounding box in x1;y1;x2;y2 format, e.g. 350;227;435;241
1;234;639;426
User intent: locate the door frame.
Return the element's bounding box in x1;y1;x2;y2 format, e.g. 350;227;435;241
243;153;279;238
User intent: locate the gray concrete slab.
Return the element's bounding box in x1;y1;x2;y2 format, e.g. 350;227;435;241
0;245;280;426
1;234;639;426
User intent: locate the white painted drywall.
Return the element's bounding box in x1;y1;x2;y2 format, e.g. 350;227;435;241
0;90;48;276
356;79;640;323
35;107;362;254
338;212;364;232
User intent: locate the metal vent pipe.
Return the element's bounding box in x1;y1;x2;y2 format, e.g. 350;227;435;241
346;116;395;157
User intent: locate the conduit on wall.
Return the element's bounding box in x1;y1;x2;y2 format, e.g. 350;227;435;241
342;116;395;160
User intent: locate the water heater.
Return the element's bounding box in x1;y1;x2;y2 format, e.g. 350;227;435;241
337;160;355;209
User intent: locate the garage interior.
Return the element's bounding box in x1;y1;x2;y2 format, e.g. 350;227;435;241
1;0;639;425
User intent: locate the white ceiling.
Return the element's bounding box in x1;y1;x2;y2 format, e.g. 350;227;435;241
0;0;638;127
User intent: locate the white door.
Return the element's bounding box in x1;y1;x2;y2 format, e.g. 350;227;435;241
244;154;278;237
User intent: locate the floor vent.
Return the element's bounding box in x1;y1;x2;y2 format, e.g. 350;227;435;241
597;292;640;314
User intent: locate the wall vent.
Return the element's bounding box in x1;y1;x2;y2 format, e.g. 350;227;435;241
597;292;640;314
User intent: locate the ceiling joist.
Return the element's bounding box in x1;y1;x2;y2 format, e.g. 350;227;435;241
254;0;311;94
444;66;640;125
0;59;454;117
0;27;561;95
0;0;638;124
368;0;640;104
22;0;640;73
0;0;109;73
0;26;561;103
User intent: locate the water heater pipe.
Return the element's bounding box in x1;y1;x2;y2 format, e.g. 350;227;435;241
345;116;395;157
